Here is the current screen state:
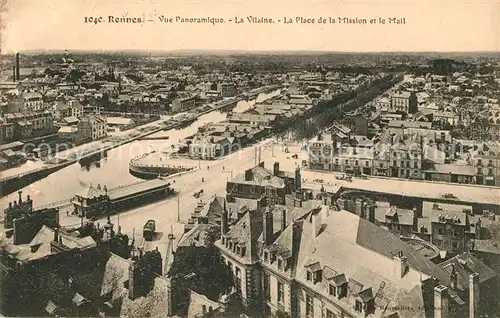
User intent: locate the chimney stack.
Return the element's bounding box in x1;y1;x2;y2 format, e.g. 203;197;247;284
280;208;287;232
311;212;322;238
393;251;408;278
295;167;302;189
263;208;273;245
469;273;480;318
244;169;253;181
434;285;449;318
221;208;229;236
53;228;59;242
273;162;280;176
15;53;20;81
450;265;457;290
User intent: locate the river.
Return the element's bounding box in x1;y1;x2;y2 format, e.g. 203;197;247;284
0;90;280;209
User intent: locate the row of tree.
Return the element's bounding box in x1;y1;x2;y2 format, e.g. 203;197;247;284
273;73;404;140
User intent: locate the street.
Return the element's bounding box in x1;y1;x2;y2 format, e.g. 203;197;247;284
58;137;499;261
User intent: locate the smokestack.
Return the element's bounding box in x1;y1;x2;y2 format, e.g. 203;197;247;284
18;191;22;204
12;66;16;81
434;285;449;318
469;273;479;318
15;53;20;81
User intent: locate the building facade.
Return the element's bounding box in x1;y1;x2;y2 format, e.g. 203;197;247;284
77;115;108;141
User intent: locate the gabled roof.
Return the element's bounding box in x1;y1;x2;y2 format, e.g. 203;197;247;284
439;253;497;288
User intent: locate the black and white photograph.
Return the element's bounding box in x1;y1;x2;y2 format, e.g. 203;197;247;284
0;1;498;317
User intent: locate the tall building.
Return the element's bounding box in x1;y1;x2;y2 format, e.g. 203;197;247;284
215;207;486;318
390;91;418;114
472;144;500;186
77;115;108;141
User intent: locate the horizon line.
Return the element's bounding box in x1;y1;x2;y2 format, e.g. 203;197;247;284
2;49;500;56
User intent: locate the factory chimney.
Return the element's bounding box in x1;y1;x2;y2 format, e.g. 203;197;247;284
15;53;20;81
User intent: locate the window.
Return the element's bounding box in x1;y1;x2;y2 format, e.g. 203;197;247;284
452;242;458;249
241;247;246;257
365;161;369;167
355;300;363;313
355;160;359;166
277;259;283;270
263;274;271;300
264;251;269;262
278;281;284;304
438;228;444;235
306;271;312;281
329;284;336;296
327;309;337;318
306;294;314;317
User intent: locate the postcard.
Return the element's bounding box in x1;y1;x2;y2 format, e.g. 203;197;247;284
0;1;499;317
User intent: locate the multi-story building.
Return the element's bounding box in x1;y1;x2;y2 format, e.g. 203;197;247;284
188;136;234;160
0;117;14;142
472;144;500;186
390;91;418;114
67;99;84;118
2;111;54;141
216;207;264;313
216;207;484;318
308;126;353;171
332;147;374;175
226;162;299;208
487;110;500;142
77;115;108;141
220;82;237;97
308;134;334;170
23;92;44;111
415;201;480;255
171;93;197;112
388;134;423;179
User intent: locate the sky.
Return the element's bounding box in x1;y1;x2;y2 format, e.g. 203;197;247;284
1;0;499;54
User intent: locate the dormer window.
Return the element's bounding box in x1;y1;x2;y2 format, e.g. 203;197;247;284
328;284;336;296
263;251;269;262
306;262;322;284
277;258;283;270
270;252;277;264
329;274;348;299
236;246;241;255
355;300;363;313
241;247;246;257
